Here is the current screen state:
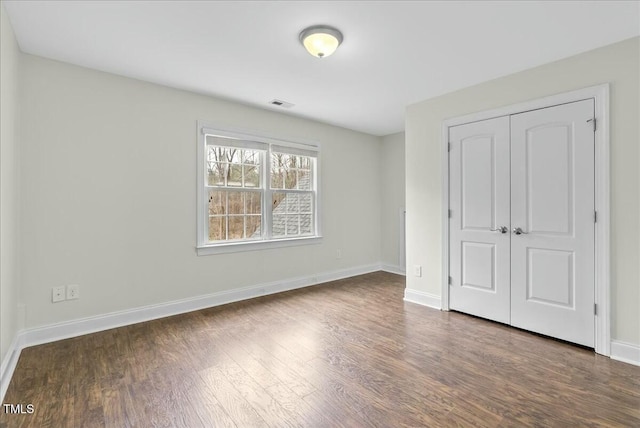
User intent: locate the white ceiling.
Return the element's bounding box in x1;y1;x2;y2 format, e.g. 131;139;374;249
4;1;639;136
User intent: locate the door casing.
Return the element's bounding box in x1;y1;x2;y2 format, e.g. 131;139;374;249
441;84;610;356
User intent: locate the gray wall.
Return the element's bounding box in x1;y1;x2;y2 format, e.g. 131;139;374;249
0;5;21;368
16;52;387;330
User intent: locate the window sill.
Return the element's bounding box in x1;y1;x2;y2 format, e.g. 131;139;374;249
197;236;323;256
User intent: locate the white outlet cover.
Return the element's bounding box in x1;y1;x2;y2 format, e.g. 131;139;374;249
414;265;422;277
67;284;80;300
52;286;66;303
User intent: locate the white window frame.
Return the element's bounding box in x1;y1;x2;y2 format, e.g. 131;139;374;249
196;122;322;255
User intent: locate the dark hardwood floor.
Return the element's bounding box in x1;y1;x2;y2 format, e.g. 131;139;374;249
1;271;639;427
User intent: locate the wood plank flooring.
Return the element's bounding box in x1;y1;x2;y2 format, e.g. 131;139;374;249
1;271;639;427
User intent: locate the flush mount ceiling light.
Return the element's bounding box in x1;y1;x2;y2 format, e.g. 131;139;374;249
299;25;343;58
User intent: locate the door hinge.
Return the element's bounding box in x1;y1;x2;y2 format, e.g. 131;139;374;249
448;142;451;152
448;276;452;285
448;209;452;218
594;303;597;316
587;118;596;132
594;211;597;223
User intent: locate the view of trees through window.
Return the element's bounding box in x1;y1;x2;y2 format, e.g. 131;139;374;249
206;144;314;242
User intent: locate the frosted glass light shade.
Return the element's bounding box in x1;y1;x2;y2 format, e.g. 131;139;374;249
299;26;343;58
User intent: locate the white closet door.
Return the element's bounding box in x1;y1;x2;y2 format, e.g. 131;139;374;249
449;117;511;324
510;100;595;347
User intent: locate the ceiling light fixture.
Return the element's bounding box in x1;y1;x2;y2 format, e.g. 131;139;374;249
299;25;343;58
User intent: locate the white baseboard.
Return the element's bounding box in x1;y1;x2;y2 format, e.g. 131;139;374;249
380;264;406;276
0;335;21;402
0;262;382;401
610;340;640;366
403;288;441;310
6;264;635;401
19;263;381;349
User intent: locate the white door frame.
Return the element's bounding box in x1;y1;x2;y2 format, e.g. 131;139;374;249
441;84;610;356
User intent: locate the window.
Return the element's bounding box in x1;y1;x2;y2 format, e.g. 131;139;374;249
270;151;314;238
197;124;321;254
206;143;263;242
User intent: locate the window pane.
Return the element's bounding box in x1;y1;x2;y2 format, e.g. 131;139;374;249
286;215;299;235
272;192;314;237
270;155;313;189
207;162;226;186
299;156;311;170
297;169;311;190
299;193;312;213
300;214;313;235
271;167;283;189
207;191;263;242
228;216;244;239
271;153;284;169
208;191;226;215
228;192;244;215
286;194;299;213
272;214;285;237
208;147;263;189
246;215;261;238
244;165;260;187
272;192;286;212
228;164;242;187
246;192;261;215
284;154;297;169
284;168;296;190
271;153;299;189
207;146;227;162
226;149;240;163
209;217;226;241
243;150;259;165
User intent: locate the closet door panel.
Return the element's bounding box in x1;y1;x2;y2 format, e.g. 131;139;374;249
510;99;595;347
449;116;511;324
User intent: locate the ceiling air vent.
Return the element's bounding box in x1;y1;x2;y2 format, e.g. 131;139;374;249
269;99;294;108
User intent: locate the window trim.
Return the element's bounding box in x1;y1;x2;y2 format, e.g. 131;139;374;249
196;122;322;255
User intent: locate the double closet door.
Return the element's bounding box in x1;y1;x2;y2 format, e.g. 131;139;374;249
448;99;595;347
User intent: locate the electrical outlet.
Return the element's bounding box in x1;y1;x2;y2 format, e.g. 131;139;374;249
52;286;66;303
414;265;422;277
67;284;80;300
336;249;342;259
